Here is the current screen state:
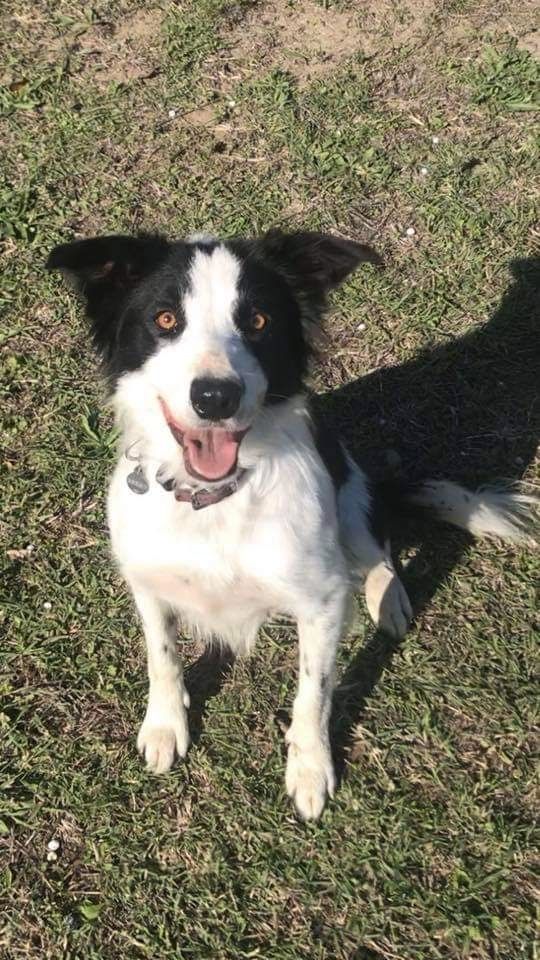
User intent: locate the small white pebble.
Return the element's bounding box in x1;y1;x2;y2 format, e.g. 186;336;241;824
227;99;236;108
420;166;428;176
405;226;416;237
47;838;60;852
357;322;366;331
431;135;440;145
168;109;176;119
46;851;58;862
43;601;52;611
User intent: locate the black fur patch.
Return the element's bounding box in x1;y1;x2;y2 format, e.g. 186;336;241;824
310;411;350;491
46;234;192;383
309;406;387;543
253;229;381;295
233;249;308;404
366;481;387;548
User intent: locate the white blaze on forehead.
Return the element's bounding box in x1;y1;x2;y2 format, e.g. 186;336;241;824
183;245;242;335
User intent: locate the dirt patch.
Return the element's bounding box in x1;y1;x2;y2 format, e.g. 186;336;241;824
215;0;439;88
354;0;439;52
181;104;218;126
210;0;538;118
228;0;362;86
516;27;540;58
70;8;163;87
1;5;164;87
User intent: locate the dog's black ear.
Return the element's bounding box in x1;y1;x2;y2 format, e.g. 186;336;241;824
258;229;382;293
46;234;169;297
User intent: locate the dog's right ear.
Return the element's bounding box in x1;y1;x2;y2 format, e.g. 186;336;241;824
257;230;382;295
46;234;170;298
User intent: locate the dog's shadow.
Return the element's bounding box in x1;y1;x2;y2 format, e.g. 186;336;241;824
324;256;539;764
184;646;236;744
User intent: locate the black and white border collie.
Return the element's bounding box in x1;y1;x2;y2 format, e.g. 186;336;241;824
47;230;535;820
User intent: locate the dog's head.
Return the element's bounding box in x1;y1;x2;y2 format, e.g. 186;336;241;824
47;230;380;482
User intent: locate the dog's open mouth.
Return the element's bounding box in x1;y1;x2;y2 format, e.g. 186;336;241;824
181;427;247;481
160;399;248;482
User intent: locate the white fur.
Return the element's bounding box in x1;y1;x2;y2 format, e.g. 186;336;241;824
408;480;538;544
109;398;346;653
134;589;191;774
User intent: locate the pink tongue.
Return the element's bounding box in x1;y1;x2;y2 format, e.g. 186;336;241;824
183;429;240;481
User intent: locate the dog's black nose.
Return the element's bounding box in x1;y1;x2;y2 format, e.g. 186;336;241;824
190;377;243;421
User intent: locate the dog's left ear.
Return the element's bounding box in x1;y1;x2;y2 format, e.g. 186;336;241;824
46;234;171;372
258;229;382;293
46;234;169;297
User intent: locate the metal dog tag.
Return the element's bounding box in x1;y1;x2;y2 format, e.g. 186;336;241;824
126;465;149;495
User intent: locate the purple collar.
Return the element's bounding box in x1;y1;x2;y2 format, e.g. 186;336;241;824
174;470;246;510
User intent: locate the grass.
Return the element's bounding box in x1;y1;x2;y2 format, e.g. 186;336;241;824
1;0;538;957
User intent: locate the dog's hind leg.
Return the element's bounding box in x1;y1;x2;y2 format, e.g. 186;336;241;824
338;464;412;640
129;584;191;774
362;554;412;640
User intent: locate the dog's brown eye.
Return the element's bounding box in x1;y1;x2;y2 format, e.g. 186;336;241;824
155;311;177;332
252;312;269;333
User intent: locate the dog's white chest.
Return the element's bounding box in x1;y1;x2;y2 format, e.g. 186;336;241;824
107;464;293;646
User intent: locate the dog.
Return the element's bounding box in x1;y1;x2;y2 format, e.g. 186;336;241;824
47;230;535;820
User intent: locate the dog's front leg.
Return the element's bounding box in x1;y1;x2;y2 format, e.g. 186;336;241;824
286;588;347;820
130;586;190;774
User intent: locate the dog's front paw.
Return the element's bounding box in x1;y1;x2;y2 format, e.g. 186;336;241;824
137;707;190;775
365;564;412;640
285;741;335;821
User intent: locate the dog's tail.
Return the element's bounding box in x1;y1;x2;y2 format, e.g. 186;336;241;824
403;480;538;544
